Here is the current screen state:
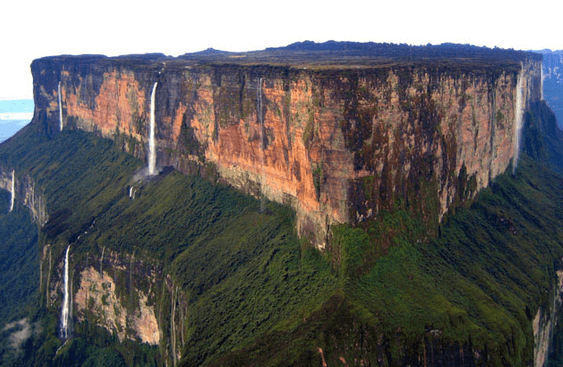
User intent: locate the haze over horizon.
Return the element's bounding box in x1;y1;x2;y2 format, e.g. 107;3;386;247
2;0;561;100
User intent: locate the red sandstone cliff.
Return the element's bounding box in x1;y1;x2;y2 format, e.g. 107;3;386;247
30;49;542;247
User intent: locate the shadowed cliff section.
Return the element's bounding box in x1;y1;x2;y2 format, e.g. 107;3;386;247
523;100;563;171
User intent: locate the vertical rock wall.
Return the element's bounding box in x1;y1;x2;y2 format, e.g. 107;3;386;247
30;55;542;247
40;244;187;366
0;165;48;225
534;271;563;367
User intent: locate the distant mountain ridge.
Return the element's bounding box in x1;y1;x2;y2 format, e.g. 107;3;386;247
0;99;33;143
537;50;563;129
174;40;542;67
266;40;534;60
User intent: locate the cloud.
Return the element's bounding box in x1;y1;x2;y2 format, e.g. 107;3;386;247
3;318;33;352
0;113;33;121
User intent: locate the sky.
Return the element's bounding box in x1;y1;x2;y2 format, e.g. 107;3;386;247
1;0;562;101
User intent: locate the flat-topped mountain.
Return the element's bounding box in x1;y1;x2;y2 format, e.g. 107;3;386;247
31;41;542;247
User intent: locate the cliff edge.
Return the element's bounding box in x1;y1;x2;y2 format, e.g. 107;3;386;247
30;43;543;247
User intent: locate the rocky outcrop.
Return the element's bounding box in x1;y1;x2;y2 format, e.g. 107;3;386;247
30;48;542;247
40;244;188;365
74;265;160;345
534;270;563;367
0;165;48;225
43;247;160;344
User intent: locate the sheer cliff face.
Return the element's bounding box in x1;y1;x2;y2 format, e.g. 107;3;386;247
40;244;187;361
0;166;48;225
31;56;542;247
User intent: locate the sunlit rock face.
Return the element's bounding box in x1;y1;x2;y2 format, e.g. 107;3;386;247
39;242;188;365
74;266;160;345
30;50;542;247
44;248;163;346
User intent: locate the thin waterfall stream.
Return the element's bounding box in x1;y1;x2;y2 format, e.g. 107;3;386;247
148;82;158;175
9;170;14;212
513;65;525;174
58;82;63;131
60;245;71;339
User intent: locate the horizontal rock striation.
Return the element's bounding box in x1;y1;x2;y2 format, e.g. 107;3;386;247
30;48;542;247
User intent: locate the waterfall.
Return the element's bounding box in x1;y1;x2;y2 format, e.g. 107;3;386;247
60;245;71;339
129;252;135;298
541;65;545;101
46;248;52;308
513;66;525;174
58;82;63;131
100;247;105;279
9;170;15;212
257;78;266;212
148;82;158;175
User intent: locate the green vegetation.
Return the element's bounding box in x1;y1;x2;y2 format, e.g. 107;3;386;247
2;97;563;366
208;154;563;366
204;103;563;365
0;190;39;366
0;127;338;366
347;155;563;364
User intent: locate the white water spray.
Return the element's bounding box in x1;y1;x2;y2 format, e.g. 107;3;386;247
9;170;15;212
513;67;525;174
148;82;158;175
58;82;63;131
60;245;71;339
541;65;545;101
257;78;266;212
